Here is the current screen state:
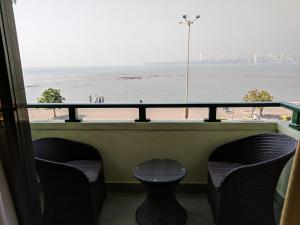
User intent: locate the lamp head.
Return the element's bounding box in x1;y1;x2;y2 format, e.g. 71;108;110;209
196;15;200;19
183;15;187;19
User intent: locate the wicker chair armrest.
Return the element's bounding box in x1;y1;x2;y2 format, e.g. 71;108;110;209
221;163;259;185
35;158;90;185
209;163;247;190
220;157;289;192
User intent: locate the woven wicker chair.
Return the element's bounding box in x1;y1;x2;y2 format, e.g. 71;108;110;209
207;133;297;225
33;137;106;225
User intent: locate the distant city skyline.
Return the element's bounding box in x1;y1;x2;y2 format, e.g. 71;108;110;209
22;52;300;69
146;53;300;65
13;0;300;68
196;52;300;64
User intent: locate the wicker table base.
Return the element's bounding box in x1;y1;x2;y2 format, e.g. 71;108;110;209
133;159;187;225
135;190;187;225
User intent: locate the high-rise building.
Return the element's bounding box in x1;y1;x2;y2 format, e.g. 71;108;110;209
253;52;257;64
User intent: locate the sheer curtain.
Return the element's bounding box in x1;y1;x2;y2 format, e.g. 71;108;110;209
0;163;18;225
280;140;300;225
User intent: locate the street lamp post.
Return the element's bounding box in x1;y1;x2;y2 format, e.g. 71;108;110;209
180;14;200;119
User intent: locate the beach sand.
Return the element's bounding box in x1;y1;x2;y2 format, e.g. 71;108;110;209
28;107;293;122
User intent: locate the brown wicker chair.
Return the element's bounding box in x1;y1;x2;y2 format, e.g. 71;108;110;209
33;137;106;225
207;133;297;225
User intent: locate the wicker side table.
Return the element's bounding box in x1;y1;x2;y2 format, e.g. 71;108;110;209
133;159;187;225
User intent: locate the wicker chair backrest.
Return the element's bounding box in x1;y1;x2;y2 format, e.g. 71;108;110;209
211;133;297;164
33;137;101;163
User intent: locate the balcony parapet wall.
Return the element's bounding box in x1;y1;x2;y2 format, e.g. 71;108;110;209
30;121;278;184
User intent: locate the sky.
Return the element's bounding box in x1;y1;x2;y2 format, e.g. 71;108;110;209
13;0;300;68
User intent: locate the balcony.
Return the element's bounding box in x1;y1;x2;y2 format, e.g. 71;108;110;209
28;102;300;225
0;0;297;224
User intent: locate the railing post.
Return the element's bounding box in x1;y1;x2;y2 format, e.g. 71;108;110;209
289;111;300;130
65;107;81;122
135;106;150;122
204;106;221;122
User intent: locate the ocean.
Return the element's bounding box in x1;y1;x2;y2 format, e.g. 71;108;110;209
23;64;300;104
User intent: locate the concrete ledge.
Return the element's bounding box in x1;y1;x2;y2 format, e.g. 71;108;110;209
277;121;300;140
30;121;278;131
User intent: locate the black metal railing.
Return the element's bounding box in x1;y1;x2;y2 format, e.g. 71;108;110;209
27;101;300;130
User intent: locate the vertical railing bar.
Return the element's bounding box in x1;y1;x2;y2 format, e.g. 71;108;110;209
135;106;150;122
204;106;221;122
65;107;81;122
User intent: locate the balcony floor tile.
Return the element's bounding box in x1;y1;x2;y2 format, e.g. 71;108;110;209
98;193;214;225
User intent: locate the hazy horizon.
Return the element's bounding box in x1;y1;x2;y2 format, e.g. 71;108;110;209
13;0;300;68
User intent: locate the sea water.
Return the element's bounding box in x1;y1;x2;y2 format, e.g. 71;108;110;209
23;64;300;103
